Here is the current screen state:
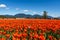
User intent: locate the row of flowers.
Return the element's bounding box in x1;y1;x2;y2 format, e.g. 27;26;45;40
0;19;60;40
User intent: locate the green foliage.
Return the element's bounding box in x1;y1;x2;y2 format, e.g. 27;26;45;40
43;11;48;19
0;15;6;18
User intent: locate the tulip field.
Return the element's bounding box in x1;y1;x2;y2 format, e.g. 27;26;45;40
0;19;60;40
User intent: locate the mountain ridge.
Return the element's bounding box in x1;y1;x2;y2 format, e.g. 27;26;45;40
0;13;53;19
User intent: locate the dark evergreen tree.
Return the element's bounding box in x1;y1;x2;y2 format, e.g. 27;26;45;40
42;11;48;19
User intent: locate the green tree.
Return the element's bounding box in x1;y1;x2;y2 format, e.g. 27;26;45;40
0;15;6;18
42;11;48;19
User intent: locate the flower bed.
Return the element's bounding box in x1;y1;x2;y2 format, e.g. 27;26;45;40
0;19;60;40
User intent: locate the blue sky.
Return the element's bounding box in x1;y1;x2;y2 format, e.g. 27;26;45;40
0;0;60;17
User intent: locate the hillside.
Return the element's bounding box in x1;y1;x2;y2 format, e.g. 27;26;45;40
0;13;53;19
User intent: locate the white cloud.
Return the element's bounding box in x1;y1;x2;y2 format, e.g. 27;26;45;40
23;10;29;12
0;4;7;8
16;8;19;10
33;12;37;14
32;12;40;15
41;11;43;14
23;10;43;15
32;11;43;15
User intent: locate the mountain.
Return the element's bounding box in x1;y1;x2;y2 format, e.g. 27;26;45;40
32;14;42;18
14;13;53;19
25;14;33;18
47;16;53;19
0;13;53;19
15;13;26;18
4;15;15;18
15;13;42;18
